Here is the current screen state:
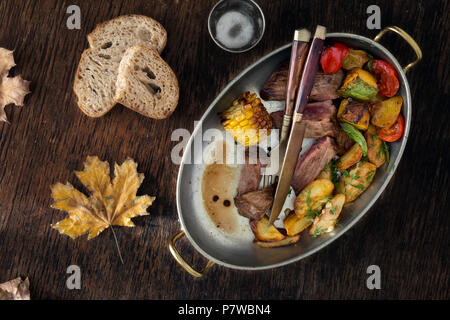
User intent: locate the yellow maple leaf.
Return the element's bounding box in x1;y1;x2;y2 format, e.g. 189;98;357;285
51;156;155;242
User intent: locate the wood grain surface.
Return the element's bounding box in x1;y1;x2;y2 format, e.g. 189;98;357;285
0;0;448;300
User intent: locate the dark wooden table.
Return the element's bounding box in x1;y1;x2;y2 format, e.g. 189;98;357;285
0;0;448;300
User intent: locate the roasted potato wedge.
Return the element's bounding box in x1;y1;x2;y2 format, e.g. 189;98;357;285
337;143;363;171
365;124;386;168
250;216;285;242
284;211;314;236
294;179;334;218
317;164;332;180
309;194;346;236
255;235;301;248
337;98;371;130
370;96;402;128
337;161;377;203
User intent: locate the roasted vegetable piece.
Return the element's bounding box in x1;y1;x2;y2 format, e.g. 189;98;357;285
337;98;370;130
339;122;368;156
365;125;386;168
294;179;334;218
337;143;363;171
370;96;403;128
309;194;346;236
317;164;332;180
337;68;378;101
317;159;340;186
338;161;377;203
377;113;405;142
284;211;314;236
371;59;399;97
220;92;272;146
255;235;301;248
250;216;285;242
342;49;369;70
320;42;349;73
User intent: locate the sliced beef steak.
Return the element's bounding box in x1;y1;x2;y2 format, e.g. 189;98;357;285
260;62;344;102
310;70;344;101
302;100;337;138
237;150;264;196
234;185;275;220
291;136;337;194
270;100;337;139
260;62;289;101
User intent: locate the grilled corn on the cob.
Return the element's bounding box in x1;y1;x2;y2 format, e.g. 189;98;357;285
220;92;272;146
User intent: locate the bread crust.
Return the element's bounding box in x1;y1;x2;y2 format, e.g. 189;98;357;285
87;14;167;54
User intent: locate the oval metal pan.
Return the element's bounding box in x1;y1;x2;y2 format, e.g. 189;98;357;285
176;32;412;270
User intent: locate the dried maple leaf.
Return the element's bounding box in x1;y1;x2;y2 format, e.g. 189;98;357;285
0;48;31;122
51;156;155;261
0;277;30;300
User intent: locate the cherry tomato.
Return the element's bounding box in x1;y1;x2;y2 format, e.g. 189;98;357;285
320;43;349;73
372;59;399;97
378;114;405;142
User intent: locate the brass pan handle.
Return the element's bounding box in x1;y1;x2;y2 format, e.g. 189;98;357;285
169;231;215;278
374;26;422;73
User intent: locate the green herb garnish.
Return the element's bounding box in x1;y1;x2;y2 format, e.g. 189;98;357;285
348;182;365;190
306;209;321;219
381;141;390;171
312;227;324;238
340;122;368;156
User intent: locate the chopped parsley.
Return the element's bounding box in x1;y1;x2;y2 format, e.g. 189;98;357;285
381;141;390;171
348;182;365;190
330;205;338;215
312;227;324;238
306;209;321;219
366;170;376;182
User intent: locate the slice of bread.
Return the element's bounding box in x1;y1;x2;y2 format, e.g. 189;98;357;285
73;47;121;117
88;15;167;55
74;15;169;117
114;46;179;119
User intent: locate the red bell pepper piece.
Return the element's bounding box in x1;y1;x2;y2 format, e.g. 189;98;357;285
371;59;399;97
320;43;349;73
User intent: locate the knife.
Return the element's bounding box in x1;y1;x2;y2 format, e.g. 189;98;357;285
262;29;310;178
280;29;311;143
268;25;327;225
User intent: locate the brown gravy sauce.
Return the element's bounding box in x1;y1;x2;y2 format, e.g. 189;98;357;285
201;142;239;234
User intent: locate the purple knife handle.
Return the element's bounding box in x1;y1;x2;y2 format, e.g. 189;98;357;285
294;28;326;115
285;30;310;116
